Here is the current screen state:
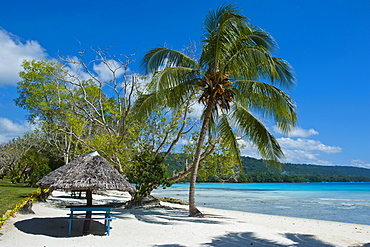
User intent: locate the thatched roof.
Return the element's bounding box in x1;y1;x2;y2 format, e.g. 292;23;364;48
36;152;136;193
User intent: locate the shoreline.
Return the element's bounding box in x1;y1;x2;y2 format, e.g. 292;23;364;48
152;182;370;226
1;191;370;246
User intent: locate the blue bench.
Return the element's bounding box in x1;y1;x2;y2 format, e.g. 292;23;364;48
66;206;116;236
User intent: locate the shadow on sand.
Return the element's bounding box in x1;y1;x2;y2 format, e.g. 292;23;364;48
150;231;365;247
14;207;370;247
14;217;107;237
116;208;339;247
198;232;337;247
114;207;227;226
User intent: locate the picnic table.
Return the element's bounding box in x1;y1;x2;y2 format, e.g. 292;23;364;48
65;205;116;236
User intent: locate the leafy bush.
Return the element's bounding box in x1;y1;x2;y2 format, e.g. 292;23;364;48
126;152;172;201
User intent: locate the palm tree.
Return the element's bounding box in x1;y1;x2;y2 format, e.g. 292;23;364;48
137;4;298;216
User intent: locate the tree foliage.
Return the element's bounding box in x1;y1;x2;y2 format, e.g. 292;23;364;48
125;152;171;202
0;133;55;186
13;48;198;199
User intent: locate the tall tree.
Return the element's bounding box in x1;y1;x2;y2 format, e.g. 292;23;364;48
15;49;197;199
0;132;52;184
15;60;79;164
137;4;298;216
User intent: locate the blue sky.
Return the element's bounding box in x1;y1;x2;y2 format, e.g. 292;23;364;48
0;0;369;168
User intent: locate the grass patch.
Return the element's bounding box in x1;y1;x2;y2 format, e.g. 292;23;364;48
0;178;35;215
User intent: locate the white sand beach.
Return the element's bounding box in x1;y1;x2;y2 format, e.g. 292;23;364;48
1;190;369;247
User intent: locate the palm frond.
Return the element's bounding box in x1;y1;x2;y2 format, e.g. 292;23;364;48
133;76;197;120
246;25;277;51
225;46;267;79
218;113;243;169
201;6;295;91
201;4;248;71
133;92;164;120
164;79;198;109
233;79;297;135
149;66;200;93
142;48;199;74
223;44;295;90
269;57;296;89
231;104;284;167
203;4;247;39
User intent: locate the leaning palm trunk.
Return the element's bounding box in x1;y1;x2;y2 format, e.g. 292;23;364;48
189;102;213;216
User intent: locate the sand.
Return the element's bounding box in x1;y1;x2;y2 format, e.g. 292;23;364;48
0;190;369;247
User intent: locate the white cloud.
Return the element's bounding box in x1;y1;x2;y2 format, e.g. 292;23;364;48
280;149;335;165
277;138;342;164
278;138;342;154
238;140;261;159
274;125;319;138
0;117;35;143
238;135;342;165
62;56;92;83
126;73;150;92
64;57;137;88
0;28;47;86
350;159;370;169
249;126;341;165
93;59;126;82
189;102;204;119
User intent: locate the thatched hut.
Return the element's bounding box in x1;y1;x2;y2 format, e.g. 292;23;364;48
36;151;135;233
36;151;135;197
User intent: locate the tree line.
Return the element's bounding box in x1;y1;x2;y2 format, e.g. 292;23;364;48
164;155;370;183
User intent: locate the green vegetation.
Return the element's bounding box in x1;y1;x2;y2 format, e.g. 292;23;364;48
0;178;34;216
125;152;171;201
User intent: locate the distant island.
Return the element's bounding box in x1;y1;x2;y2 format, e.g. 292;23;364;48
165;155;370;183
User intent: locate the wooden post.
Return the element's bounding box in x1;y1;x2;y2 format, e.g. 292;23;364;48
83;190;92;234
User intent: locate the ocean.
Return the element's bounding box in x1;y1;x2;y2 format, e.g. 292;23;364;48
152;182;370;225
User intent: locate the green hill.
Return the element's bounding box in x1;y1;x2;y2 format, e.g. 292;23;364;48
164;154;370;182
241;156;370;177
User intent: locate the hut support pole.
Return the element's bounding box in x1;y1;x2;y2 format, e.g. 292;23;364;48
83;190;93;234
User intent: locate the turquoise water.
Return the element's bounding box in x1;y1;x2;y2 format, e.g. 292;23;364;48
152;182;370;225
